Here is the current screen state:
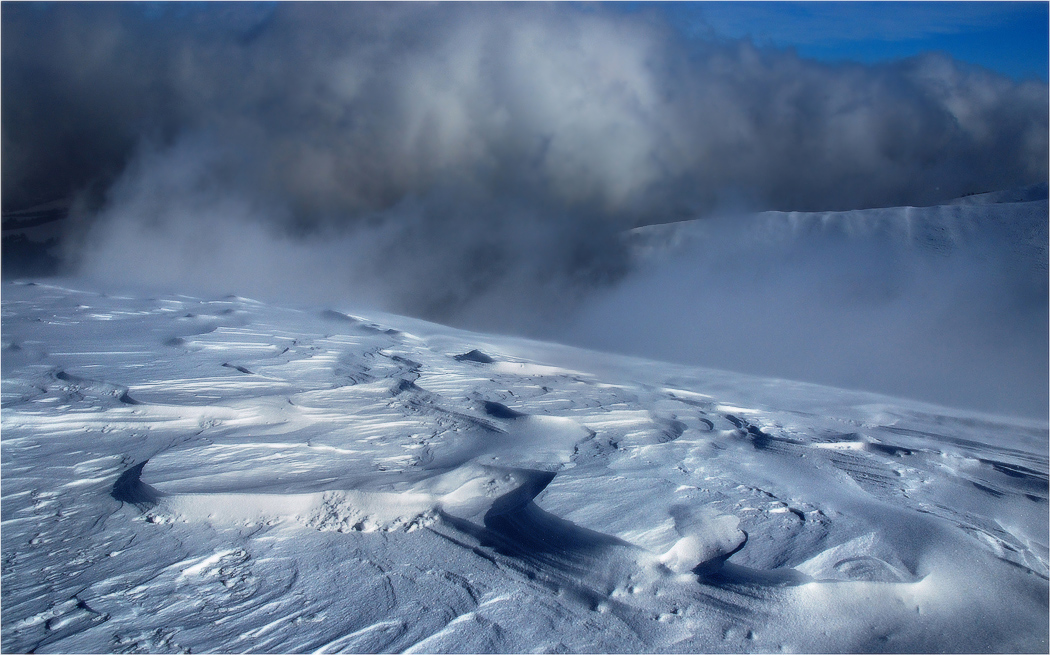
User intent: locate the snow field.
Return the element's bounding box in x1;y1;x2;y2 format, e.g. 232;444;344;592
2;280;1047;652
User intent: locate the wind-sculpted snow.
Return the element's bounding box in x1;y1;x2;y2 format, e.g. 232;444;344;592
2;281;1047;652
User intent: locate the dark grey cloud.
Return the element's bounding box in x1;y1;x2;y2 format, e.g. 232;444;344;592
3;2;1047;334
6;3;1047;211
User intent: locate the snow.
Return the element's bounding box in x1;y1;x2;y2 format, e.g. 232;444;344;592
2;279;1048;653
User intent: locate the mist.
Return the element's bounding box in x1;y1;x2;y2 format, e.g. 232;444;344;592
3;2;1047;417
555;200;1049;418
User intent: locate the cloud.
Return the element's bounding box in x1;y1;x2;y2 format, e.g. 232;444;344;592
5;3;1046;211
3;2;1047;336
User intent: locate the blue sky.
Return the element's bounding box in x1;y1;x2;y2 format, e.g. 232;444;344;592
645;2;1048;82
125;2;1050;82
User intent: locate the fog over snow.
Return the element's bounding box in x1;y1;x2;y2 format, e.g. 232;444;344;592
5;2;1048;417
4;2;1047;417
2;3;1048;653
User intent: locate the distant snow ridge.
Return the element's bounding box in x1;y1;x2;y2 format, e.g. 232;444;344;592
628;189;1048;264
2;281;1047;653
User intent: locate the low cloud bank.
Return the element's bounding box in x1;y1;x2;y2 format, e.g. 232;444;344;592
557;202;1049;418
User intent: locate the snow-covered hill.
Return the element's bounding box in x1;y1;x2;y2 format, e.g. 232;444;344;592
2;280;1047;652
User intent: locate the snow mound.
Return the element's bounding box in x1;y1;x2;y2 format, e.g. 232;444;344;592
658;514;747;575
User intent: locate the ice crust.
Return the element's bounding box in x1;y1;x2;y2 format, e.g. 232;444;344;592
2;280;1047;653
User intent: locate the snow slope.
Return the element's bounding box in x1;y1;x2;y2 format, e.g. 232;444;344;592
2;280;1048;653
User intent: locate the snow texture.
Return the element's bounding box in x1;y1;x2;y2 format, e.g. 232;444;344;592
2;280;1047;653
